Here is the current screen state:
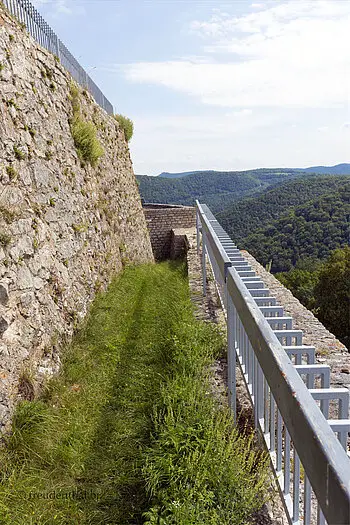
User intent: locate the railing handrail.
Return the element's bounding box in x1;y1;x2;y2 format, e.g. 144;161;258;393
196;200;350;525
226;266;350;524
1;0;113;115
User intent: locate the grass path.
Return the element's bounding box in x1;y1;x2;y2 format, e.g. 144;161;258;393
0;262;267;524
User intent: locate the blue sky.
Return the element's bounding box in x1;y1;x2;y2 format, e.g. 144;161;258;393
33;0;350;175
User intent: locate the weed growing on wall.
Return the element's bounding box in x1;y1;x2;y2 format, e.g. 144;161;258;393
114;113;134;142
0;232;11;246
69;83;104;167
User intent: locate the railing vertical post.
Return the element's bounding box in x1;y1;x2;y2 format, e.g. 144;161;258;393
202;230;207;297
196;210;200;255
304;476;312;524
55;35;61;62
227;291;236;421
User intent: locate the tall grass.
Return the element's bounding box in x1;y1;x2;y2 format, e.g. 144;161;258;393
114;114;134;142
69;82;103;167
0;262;267;524
70;118;104;167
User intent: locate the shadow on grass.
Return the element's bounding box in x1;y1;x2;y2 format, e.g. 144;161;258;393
75;277;169;524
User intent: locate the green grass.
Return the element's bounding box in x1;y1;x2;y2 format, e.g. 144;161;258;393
0;262;267;524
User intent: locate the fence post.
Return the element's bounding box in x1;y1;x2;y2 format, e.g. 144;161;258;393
227;290;236;421
202;230;206;297
196;210;200;256
55;35;61;61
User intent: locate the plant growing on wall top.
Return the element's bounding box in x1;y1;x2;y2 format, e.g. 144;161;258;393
114;114;134;142
69;83;104;167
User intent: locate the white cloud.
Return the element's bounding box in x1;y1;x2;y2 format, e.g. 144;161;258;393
124;1;350;110
130;108;349;175
119;1;350;174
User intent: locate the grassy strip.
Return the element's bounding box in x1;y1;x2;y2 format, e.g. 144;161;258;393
0;262;267;524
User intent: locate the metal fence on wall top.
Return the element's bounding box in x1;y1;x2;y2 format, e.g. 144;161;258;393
1;0;114;115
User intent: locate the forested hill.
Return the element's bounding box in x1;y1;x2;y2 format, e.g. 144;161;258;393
217;176;349;246
237;178;349;272
137;168;320;212
302;163;350;175
156;163;350;179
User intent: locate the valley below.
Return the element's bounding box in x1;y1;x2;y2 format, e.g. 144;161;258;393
138;166;350;348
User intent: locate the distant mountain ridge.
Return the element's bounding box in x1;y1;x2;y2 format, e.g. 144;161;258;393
158;163;350;178
137;168;305;212
301;163;350;174
137;166;350;213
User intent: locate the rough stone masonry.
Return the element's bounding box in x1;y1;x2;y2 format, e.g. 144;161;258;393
0;4;153;431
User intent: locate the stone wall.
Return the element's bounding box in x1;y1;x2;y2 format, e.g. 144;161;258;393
143;203;196;260
0;4;153;431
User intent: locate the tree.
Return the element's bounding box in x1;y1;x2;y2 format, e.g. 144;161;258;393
314;247;350;348
276;269;319;310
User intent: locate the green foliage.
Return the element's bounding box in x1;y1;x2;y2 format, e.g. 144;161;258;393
0;232;11;246
70;118;104;167
4;97;19;110
41;67;53;81
13;144;25;160
218;176;349;248
6;165;17;180
24;124;36;138
0;263;267;523
114;113;134;142
137;170;349;213
72;222;88;233
143;333;268;524
0;204;18;223
69;82;80;115
69;83;104;167
138;171;262;211
236;179;350;272
314;247;350;347
276;268;320;310
276;248;349;348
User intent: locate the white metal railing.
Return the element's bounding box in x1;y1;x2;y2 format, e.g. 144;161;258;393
196;200;350;525
1;0;113;115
